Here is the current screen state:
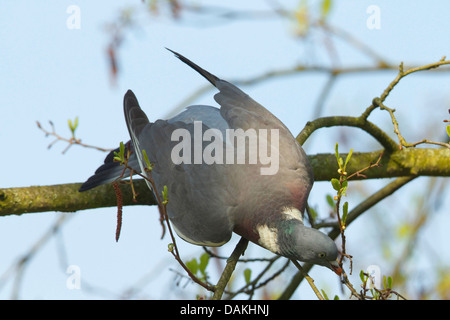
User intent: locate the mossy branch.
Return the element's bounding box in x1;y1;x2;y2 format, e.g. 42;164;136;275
0;182;156;217
1;148;448;217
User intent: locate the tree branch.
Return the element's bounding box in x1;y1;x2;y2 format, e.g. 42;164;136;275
212;237;249;300
297;116;398;151
0;182;156;217
1;149;448;217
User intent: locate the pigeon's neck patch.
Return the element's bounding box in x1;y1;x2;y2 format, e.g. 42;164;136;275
256;207;303;254
281;206;303;223
256;224;280;254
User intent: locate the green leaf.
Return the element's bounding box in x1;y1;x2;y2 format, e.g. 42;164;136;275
162;185;168;205
334;142;340;162
446;125;450;138
339;180;348;196
373;289;380;300
243;268;252;284
359;270;366;283
326;194;335;208
342;201;348;226
343;148;353;171
331;178;340;191
321;289;329;300
338;157;344;169
186;258;198;275
321;0;332;20
142;149;153;171
308;206;318;222
383;275;393;289
113;141;125;163
68;116;79;137
199;253;209;274
333;295;340;300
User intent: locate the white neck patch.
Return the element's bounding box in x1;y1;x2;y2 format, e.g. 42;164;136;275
282;207;303;223
256;224;280;254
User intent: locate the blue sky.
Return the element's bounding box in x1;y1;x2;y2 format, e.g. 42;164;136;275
1;1;449;299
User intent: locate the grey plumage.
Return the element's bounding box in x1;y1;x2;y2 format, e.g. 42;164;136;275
80;49;341;274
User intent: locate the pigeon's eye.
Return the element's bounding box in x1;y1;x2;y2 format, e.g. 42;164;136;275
318;252;326;258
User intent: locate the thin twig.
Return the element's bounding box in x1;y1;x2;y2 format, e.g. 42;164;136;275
36;121;113;153
225;256;287;299
212;237;249;300
372;98;450;150
290;260;324;300
346;151;383;180
379;58;450;103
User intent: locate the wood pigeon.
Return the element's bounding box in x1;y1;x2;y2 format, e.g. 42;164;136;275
79;49;341;275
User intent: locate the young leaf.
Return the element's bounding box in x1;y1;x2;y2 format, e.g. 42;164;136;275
359;270;366;283
186;258;198;275
326;194;335;208
321;289;329;300
446;125;450;138
142;149;153;171
68;116;79;137
331;178;340;191
308;206;318;222
335;142;340;163
199;253;210;275
162;185;168;205
113;141;125;163
383;275;393;289
342;201;348;226
343;148;353;171
373;289;380;300
243;268;252;285
321;0;332;20
338;157;344;169
339;180;348;196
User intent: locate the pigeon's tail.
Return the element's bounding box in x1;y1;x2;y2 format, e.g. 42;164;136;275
166;48;220;88
78;140;140;192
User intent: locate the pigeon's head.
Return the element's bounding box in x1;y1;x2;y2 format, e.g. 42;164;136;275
275;219;341;275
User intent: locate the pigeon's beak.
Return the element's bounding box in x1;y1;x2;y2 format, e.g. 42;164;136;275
329;260;342;276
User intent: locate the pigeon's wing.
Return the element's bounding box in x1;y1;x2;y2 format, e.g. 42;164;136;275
168;50;314;212
78;141;139;192
167;49;312;180
78;105;226;192
124;90;234;246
